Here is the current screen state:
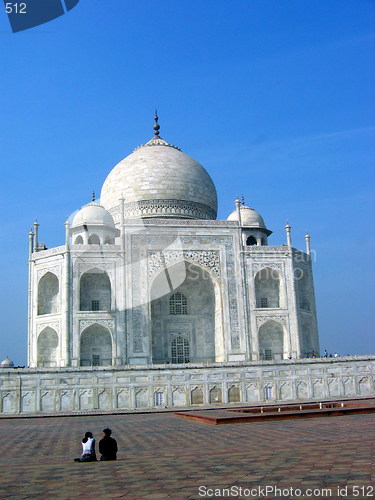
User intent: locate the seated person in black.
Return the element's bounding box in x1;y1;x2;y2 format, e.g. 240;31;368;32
99;428;118;461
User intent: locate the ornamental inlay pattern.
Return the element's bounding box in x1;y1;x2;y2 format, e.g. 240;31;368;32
115;218;237;226
131;244;145;353
123;199;216;221
252;263;282;276
79;319;114;334
36;266;61;281
36;322;60;334
132;308;144;352
148;250;220;279
256;315;288;329
76;263;114;276
134;136;181;151
248;246;291;253
169;332;191;340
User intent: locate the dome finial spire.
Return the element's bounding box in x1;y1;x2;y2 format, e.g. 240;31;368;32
92;191;95;202
153;110;160;136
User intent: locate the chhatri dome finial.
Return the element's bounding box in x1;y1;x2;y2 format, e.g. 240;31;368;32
153;110;160;136
134;111;181;151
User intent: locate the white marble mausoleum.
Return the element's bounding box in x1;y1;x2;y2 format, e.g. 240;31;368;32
28;116;320;369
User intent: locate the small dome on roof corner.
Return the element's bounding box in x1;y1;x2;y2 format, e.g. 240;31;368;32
227;205;266;228
71;201;115;229
0;357;14;368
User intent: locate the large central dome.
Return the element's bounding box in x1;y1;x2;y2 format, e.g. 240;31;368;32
100;129;218;222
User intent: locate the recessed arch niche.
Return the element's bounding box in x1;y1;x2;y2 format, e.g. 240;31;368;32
79;268;111;311
37;272;59;315
150;260;224;364
80;324;112;366
258;319;284;360
255;267;283;308
37;327;59;367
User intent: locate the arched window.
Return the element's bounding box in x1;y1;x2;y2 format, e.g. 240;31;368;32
246;235;257;246
79;268;111;311
258;320;284;360
80;324;112;366
74;235;84;244
37;327;59;367
228;385;240;403
37;272;59;315
209;386;222;403
88;234;100;244
191;387;203;405
171;336;190;363
255;267;281;308
169;292;188;315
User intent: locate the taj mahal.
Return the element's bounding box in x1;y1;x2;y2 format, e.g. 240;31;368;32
28;115;319;368
0;116;373;414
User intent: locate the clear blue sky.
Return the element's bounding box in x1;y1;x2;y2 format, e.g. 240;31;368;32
0;0;374;365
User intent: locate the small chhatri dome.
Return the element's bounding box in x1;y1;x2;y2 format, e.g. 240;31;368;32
71;201;115;229
100;116;218;221
227;204;267;228
0;357;14;368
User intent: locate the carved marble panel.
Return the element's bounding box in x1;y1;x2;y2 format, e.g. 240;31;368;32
132;308;144;353
256;315;288;329
148;250;220;279
36;266;61;281
79;319;114;334
37;322;60;335
76;262;114;276
172;387;186;406
252;263;282;276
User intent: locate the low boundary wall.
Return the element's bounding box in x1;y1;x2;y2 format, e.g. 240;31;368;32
0;356;374;415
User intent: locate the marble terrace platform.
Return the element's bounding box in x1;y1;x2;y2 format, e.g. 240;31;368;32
175;397;375;425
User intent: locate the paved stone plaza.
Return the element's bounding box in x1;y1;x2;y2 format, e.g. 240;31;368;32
0;411;374;499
